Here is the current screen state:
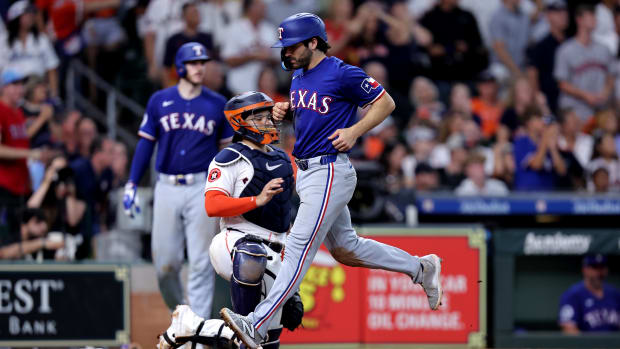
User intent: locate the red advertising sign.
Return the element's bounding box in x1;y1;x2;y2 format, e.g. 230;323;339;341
281;228;486;347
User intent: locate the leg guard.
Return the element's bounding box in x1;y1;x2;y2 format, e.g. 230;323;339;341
231;235;269;316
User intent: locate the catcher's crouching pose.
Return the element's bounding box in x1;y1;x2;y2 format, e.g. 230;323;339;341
158;92;302;349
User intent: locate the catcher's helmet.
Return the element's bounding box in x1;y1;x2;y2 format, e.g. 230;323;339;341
224;91;279;145
175;42;210;78
272;13;328;48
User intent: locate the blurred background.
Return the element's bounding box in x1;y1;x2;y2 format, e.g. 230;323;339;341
0;0;619;348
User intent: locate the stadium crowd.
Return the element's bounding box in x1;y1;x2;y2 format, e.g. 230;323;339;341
1;0;620;259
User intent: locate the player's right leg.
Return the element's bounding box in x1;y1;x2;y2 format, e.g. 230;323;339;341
152;181;186;312
221;159;355;348
325;206;443;310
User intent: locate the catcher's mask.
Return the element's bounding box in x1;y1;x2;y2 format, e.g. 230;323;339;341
224;91;280;145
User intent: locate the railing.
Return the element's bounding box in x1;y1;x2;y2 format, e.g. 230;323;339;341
65;59;143;147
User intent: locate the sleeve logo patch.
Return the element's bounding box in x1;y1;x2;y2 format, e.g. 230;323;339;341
361;77;380;94
208;168;222;182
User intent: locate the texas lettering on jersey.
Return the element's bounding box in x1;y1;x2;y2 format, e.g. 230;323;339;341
289;90;332;114
158;112;216;135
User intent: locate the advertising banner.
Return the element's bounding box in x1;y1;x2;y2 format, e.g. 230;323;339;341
0;264;130;347
281;227;486;348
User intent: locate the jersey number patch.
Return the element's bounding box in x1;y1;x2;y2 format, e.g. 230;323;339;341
208;168;221;182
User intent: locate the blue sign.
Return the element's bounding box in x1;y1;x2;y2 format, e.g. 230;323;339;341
416;195;620;215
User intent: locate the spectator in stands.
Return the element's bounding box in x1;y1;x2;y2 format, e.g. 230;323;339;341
162;2;214;87
439;136;467;189
471;71;504;140
489;0;542;81
558;108;593;169
0;207;64;260
456;151;509;195
364;116;398;161
592;109;620;157
196;0;241;49
1;0;59;97
449;83;481;123
257;67;285;103
492;125;515;186
202;59;232;99
58;110;81;161
382;1;432;94
70;137;115;258
0;69;52;243
588;132;620;192
589;163;611;193
380;142;415;193
111;141;128;189
419;0;488;84
221;0;278;94
413;162;440;192
324;0;361;63
82;0;126;99
555;4;614;122
593;0;618;56
513;106;567;191
76;117;98;159
559;254;620;333
27;156;85;238
500;76;550;136
526;0;568;114
409;77;445;126
266;0;318;26
21;76;54;149
141;0;187;83
35;0;121;80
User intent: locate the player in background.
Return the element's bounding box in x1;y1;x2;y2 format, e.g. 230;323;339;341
124;42;234;319
157;91;302;349
220;13;443;349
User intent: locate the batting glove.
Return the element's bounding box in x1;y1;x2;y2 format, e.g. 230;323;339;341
123;182;141;218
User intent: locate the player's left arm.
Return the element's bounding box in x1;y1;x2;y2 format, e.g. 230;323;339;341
329;92;395;152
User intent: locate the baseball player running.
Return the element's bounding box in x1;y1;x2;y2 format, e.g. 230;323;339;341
158;91;302;349
124;42;234;318
220;13;443;349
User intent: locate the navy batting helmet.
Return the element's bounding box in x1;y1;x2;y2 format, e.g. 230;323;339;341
175;42;210;78
272;13;328;48
224;91;279;145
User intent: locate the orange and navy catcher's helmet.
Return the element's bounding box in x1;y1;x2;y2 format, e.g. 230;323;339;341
223;91;279;145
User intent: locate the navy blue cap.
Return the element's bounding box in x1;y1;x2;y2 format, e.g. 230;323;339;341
583;254;607;267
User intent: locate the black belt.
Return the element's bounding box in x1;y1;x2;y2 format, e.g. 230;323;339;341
295;154;338;171
227;228;283;254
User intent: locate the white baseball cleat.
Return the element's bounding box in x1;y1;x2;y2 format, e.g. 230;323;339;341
157;305;239;349
418;254;443;310
158;305;201;349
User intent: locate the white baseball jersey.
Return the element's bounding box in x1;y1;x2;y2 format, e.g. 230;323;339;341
204;143;286;245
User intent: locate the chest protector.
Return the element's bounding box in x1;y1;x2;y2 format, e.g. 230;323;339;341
215;143;294;233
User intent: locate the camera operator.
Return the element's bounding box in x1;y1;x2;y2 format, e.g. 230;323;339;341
0;207;64;260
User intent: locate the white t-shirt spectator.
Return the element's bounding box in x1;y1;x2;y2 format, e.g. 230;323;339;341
220;18;277;95
0;33;59;77
593;3;618;56
455;178;509;196
141;0;187;69
197;0;241;49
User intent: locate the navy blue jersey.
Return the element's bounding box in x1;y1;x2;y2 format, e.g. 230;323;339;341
139;86;234;174
559;281;620;331
289;57;385;159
